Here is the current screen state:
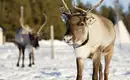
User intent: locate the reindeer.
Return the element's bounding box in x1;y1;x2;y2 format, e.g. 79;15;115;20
15;6;47;67
60;0;116;80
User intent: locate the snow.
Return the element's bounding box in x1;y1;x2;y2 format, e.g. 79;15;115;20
115;20;130;44
0;40;130;80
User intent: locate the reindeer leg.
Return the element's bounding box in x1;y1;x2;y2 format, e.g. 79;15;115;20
31;48;35;65
21;47;25;68
93;59;100;80
92;51;101;80
17;47;22;67
99;62;103;80
28;53;32;67
104;47;113;80
76;58;84;80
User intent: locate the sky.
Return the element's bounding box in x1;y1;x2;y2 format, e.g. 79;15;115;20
77;0;130;12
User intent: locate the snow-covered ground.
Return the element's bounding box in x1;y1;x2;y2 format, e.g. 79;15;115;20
0;40;130;80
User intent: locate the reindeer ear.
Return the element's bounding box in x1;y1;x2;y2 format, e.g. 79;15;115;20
85;16;96;26
61;13;70;23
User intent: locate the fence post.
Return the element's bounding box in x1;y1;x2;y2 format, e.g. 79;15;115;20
50;25;54;59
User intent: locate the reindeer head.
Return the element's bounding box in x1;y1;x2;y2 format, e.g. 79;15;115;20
29;33;39;48
62;12;87;45
60;0;104;46
19;10;47;48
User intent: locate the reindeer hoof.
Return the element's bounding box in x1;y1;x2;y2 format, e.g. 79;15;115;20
16;64;19;67
21;65;25;68
28;64;32;67
32;62;35;65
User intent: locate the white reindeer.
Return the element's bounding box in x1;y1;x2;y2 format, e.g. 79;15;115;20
60;0;116;80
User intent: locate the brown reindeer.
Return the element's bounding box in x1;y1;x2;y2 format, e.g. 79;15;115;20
60;0;116;80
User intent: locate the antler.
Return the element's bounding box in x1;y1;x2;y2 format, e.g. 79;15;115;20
20;6;32;32
61;0;71;14
37;13;47;34
73;0;104;13
20;6;26;29
73;2;88;13
90;0;104;11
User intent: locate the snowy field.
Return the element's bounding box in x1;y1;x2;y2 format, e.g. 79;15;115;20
0;40;130;80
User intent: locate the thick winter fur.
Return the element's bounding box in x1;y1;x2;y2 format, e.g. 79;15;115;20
15;27;39;67
63;12;116;80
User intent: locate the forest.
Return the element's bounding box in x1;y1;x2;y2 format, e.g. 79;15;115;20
0;0;130;41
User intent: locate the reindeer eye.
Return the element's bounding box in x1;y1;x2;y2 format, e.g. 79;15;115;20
77;22;85;26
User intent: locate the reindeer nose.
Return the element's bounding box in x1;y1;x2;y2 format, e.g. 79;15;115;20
63;37;67;42
63;38;66;41
64;35;73;43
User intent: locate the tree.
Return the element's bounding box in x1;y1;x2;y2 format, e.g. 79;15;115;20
128;3;130;15
99;5;115;24
0;0;72;41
